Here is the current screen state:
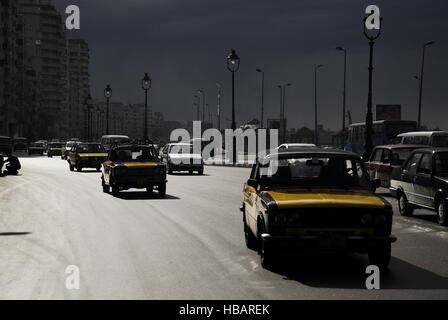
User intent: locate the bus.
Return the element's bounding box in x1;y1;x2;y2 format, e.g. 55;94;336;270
345;120;417;155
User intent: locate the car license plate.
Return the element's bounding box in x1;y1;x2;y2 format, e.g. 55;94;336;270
319;234;347;250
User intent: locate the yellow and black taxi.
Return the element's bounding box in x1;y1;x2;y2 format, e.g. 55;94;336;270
241;148;396;270
101;144;167;197
68;142;108;172
47;141;65;157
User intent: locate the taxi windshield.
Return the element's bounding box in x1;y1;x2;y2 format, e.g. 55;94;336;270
111;147;158;162
77;144;105;153
260;156;370;189
49;143;64;148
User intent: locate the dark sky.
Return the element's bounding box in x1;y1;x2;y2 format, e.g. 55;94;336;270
55;0;448;130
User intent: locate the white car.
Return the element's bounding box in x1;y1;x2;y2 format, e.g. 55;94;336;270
160;143;204;175
276;143;317;150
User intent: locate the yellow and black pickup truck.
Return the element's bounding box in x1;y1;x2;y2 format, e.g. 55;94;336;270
68;142;108;172
101;144;166;198
241;148;396;270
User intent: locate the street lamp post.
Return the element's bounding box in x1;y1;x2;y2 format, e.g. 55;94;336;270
142;73;152;143
197;89;206;124
363;16;382;160
194;95;200;121
256;69;265;128
417;41;435;129
84;94;93;141
277;83;292;144
104;85;112;135
314;65;323;146
336;47;347;148
227;49;240;164
216;83;221;131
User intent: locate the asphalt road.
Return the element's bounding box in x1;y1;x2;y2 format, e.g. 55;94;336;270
1;156;448;299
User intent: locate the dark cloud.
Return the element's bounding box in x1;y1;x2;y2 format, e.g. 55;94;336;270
56;0;448;130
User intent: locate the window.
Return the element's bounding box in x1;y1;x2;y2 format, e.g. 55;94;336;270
434;152;448;178
382;149;392;163
418;153;432;174
373;149;383;162
406;153;422;175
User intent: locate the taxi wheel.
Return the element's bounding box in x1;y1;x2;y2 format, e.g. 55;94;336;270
146;186;154;195
76;163;82;172
112;184;120;196
260;238;276;269
158;183;166;198
102;178;110;193
437;199;448;226
198;168;204;175
398;193;414;217
243;214;258;251
368;243;391;271
96;166;101;172
69;163;74;172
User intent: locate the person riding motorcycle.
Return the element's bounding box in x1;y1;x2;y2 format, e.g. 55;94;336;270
4;154;21;175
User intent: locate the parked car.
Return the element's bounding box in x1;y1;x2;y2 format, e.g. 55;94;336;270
47;142;65;157
160;143;204;175
28;141;46;155
241;148;396;270
0;136;13;155
364;144;426;188
397;131;448;147
101;144;167;197
13;137;28;152
276;143;317;150
67;142;108;172
390;148;448;226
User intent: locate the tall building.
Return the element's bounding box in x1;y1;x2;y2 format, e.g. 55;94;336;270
68;39;90;139
0;0;20;136
18;0;68;139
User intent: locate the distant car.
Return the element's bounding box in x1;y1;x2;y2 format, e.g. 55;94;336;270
62;141;79;160
397;131;448;147
0;136;13;154
242;148;396;270
101;144;167;197
160;143;204;175
101;135;131;151
47;142;65;157
67;143;108;172
390;148;448;226
13;137;28;152
276;143;317;150
365;144;426;188
28;141;46;155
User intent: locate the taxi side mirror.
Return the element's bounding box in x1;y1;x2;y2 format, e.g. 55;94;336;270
247;179;259;189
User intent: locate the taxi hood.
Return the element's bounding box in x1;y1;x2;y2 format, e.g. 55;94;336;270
260;188;385;210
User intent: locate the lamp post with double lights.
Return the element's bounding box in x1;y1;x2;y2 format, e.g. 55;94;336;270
104;85;112;135
142;73;152;143
314;65;323;146
256;69;265;128
336;46;347;148
417;41;435;129
227;49;240;164
362;15;382;160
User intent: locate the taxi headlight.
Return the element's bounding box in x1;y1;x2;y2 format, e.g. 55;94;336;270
361;214;373;226
374;214;387;225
